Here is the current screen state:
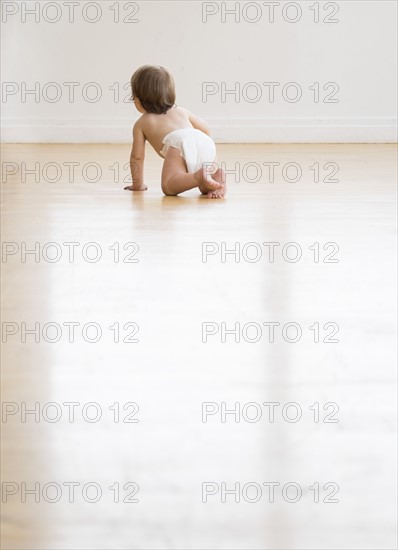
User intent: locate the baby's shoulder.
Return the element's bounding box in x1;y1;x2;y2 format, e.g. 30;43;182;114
132;116;147;139
171;106;192;123
134;113;153;130
174;105;189;115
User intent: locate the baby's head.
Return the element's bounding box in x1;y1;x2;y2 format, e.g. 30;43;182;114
131;65;176;115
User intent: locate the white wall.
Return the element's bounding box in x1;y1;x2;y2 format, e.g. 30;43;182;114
1;0;397;143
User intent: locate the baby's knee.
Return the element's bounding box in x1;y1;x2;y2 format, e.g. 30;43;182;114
161;180;177;196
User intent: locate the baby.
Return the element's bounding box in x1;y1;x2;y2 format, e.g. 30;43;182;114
124;65;226;198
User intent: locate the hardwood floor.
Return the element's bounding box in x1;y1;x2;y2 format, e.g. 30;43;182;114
1;143;397;549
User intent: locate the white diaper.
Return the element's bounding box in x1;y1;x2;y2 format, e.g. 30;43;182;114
160;128;216;173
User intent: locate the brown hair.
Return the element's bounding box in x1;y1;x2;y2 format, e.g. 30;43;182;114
131;65;176;114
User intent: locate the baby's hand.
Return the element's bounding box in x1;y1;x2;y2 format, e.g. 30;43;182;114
124;185;148;191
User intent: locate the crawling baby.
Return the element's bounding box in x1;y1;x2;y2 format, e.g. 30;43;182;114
124;65;226;198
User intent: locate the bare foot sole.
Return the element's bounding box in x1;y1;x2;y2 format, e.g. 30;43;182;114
196;164;222;195
196;165;227;199
206;167;227;199
206;188;225;199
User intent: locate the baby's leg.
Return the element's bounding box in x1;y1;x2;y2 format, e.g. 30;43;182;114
162;148;221;196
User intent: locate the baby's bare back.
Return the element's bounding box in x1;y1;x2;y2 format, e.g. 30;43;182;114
139;106;193;156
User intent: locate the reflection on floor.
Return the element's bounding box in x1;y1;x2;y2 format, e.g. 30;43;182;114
1;144;396;549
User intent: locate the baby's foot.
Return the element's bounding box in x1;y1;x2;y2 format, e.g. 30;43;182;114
206;187;225;198
195;164;222;195
206;167;227;199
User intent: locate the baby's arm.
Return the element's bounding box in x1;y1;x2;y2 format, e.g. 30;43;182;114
187;110;211;136
124;120;147;191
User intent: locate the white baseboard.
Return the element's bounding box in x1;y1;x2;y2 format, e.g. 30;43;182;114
1;117;397;143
